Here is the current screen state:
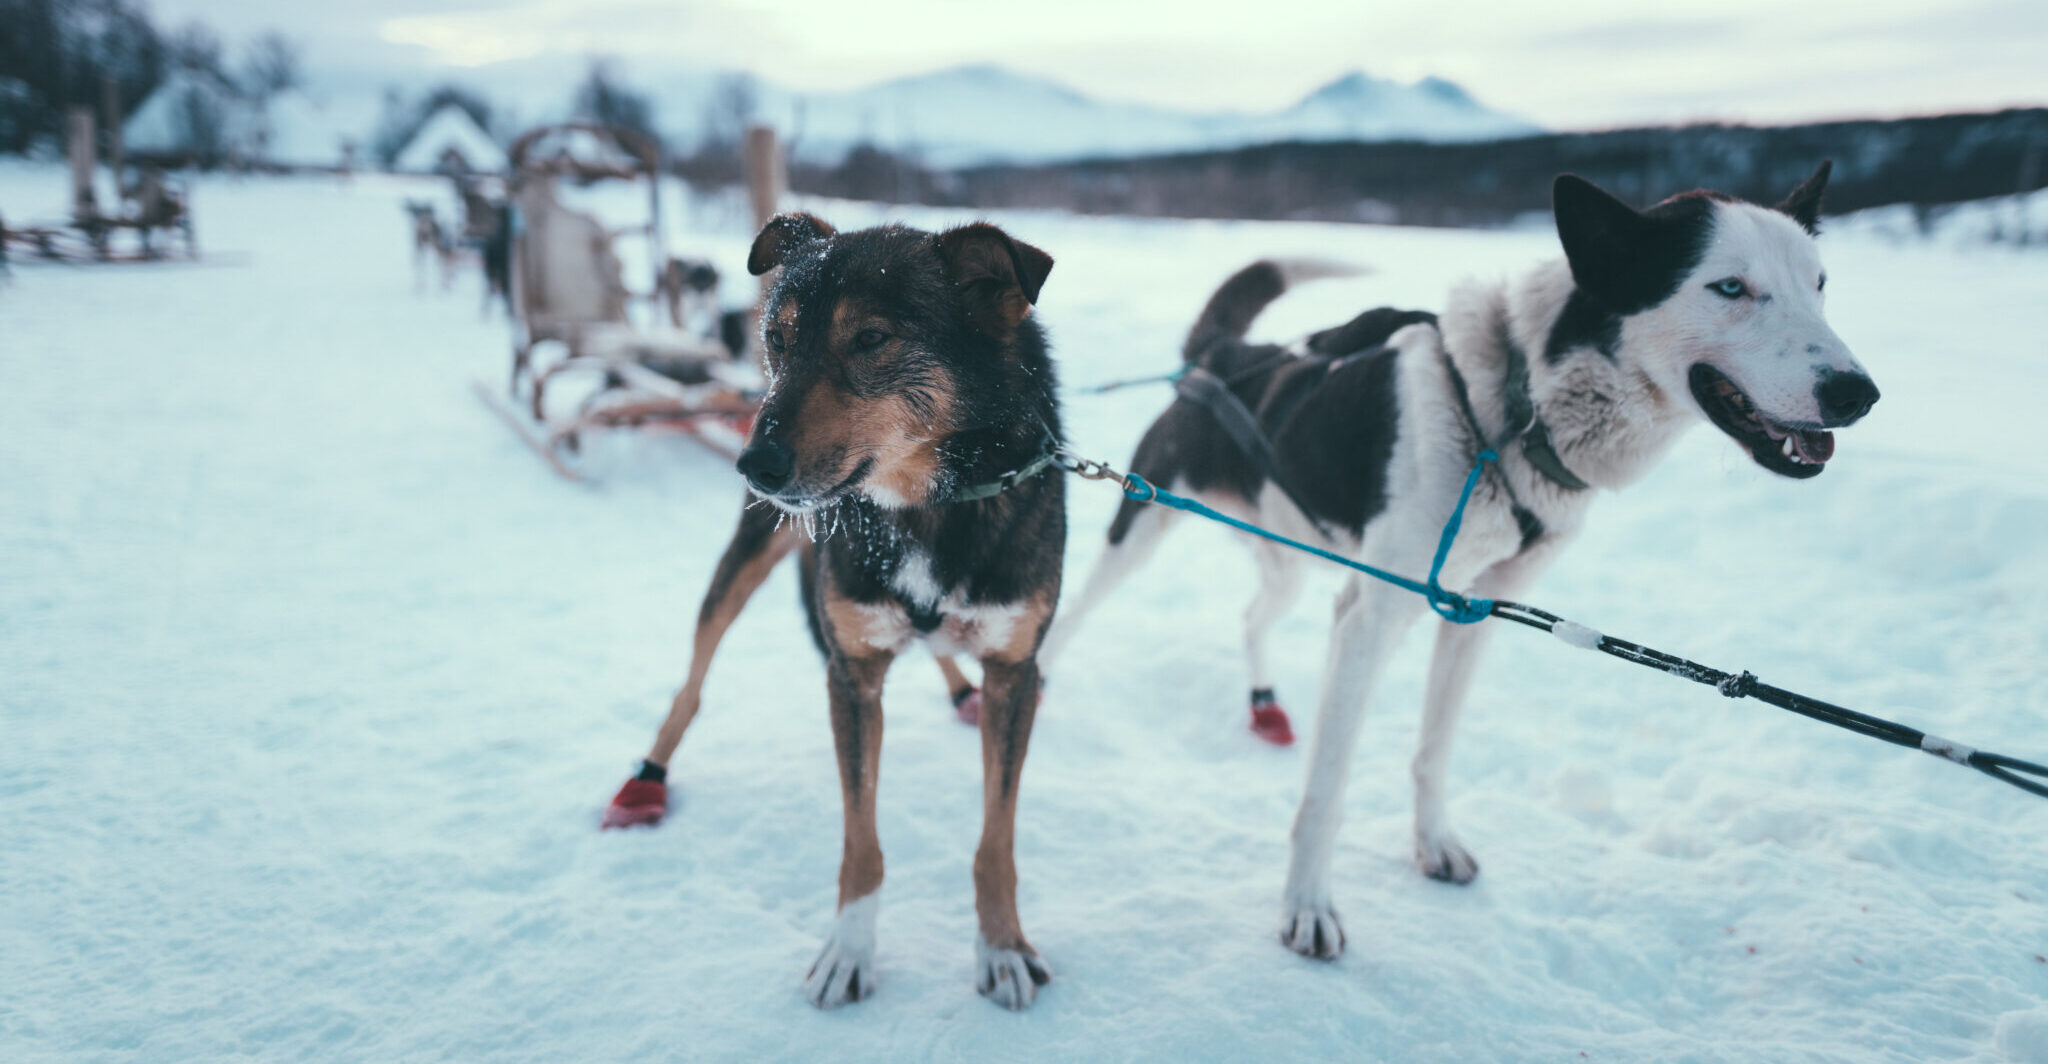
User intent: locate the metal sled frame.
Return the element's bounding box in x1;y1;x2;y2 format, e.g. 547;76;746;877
491;122;757;477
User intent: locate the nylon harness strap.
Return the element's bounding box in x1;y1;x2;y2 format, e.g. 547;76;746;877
1441;324;1591;494
1174;366;1333;536
1175;324;1589;543
947;448;1059;503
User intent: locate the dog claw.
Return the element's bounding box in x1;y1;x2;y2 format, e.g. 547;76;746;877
975;938;1050;1010
1281;904;1346;961
805;943;875;1009
1416;835;1480;885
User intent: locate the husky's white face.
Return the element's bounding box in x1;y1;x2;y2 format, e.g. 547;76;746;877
1555;164;1879;479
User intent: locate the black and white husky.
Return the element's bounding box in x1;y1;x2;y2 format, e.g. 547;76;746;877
1041;163;1879;959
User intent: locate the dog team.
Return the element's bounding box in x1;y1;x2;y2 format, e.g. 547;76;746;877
597;163;1880;1009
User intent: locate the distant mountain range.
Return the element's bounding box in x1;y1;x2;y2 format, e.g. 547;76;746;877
314;61;1540;169
733;65;1541;167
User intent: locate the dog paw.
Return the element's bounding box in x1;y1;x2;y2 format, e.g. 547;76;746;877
1280;900;1346;960
804;896;878;1009
974;936;1050;1010
1415;834;1480;885
804;940;875;1009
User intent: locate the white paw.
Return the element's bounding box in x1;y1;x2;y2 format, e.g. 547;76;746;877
1415;833;1480;885
804;895;877;1009
1280;894;1346;960
974;935;1051;1010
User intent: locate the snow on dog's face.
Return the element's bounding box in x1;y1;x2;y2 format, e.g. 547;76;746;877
1554;163;1879;479
734;213;1053;512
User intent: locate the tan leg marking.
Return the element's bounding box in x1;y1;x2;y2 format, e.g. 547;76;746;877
973;652;1043;951
645;507;801;766
827;651;893;907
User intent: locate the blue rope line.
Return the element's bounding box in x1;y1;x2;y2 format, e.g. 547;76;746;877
1120;449;1500;624
1074;365;1188;395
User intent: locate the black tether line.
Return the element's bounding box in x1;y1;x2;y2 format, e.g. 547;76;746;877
1486;599;2048;799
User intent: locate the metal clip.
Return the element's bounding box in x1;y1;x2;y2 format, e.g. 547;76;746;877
1054;450;1149;499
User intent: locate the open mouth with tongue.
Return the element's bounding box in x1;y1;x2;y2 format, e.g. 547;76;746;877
1688;364;1834;479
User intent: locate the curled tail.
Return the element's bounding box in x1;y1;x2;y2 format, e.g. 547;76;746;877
1182;259;1364;361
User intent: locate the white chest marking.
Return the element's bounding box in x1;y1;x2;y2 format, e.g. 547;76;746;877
890;551;943;608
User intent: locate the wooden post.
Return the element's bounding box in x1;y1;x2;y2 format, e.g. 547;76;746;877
102;76;124;197
67;107;97;223
741;124;784;364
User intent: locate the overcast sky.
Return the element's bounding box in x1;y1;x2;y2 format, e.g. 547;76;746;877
149;0;2047;128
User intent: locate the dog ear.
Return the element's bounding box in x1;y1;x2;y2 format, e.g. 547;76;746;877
1552;174;1660;305
1775;160;1831;236
936;222;1054;336
747;212;836;276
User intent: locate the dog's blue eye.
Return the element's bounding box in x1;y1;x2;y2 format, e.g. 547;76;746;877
852;329;887;351
1709;278;1748;299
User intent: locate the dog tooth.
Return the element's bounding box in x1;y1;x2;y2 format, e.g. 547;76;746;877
1782;437;1796;458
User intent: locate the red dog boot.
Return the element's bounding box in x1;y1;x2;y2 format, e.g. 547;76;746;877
951;686;982;727
1249;688;1295;746
602;763;669;829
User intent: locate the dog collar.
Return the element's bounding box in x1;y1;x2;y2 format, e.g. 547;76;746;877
947;448;1059;503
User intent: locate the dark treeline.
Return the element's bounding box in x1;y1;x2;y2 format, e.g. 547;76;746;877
0;0;166;153
835;109;2048;225
0;0;301;160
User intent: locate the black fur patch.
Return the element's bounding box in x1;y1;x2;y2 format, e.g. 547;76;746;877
1268;346;1401;536
1547;178;1718;363
1776;160;1831;236
1305;307;1439;359
1511;505;1544;551
1542;289;1623;363
1183;261;1289;358
1119;304;1418;542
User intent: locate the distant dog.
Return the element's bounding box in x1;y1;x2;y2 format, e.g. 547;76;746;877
656;256;721;332
1041;163;1878;959
403;200;455;293
606;213;1066;1009
478;202;512;318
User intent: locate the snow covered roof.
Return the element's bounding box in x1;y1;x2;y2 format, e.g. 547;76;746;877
393;104;507;174
259;91;367;170
123;70;261;158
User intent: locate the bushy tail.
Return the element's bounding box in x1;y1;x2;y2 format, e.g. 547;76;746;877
1182;259;1363;360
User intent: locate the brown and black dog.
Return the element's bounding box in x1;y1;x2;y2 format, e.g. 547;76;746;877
605;212;1066;1010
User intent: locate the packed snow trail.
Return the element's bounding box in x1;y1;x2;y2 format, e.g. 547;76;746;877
2;164;2045;1063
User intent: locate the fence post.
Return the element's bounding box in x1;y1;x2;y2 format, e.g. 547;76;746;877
102;77;124;197
68;107;98;224
741;124;784;364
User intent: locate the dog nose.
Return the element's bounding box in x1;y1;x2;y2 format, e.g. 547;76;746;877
736;440;795;493
1813;371;1880;426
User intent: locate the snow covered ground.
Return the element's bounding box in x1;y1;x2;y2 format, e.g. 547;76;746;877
3;164;2045;1063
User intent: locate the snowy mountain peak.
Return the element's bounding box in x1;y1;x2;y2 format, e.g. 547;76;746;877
1415;76;1478;107
1296;71;1393;107
862;63;1094;107
1292;70;1489;115
771;64;1538;165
